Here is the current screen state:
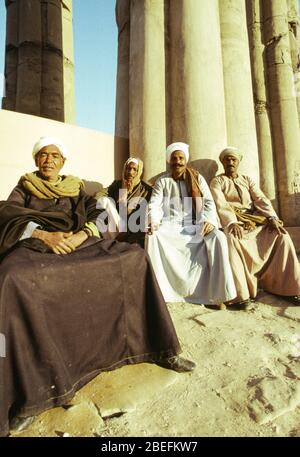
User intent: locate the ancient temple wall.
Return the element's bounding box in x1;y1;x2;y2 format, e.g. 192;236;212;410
2;0;299;229
115;0;300;229
116;0;264;183
0;109;127;199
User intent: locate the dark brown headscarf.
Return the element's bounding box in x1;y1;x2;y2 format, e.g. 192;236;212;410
173;167;203;215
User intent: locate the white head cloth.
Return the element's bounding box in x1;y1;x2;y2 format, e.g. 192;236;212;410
166;142;189;163
125;157;139;166
219;146;243;162
32;136;68;159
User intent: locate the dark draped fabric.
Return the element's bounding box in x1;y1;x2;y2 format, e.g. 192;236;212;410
0;184;180;437
107;180;152;246
107;180;152;209
0;185;101;258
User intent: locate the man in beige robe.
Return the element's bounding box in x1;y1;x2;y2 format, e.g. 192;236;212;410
210;147;300;309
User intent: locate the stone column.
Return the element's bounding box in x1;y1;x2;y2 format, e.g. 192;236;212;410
263;0;300;226
40;0;64;121
2;0;66;122
167;0;227;179
62;0;76;124
115;0;130;139
15;0;42;116
287;0;300;126
2;0;19;111
129;0;166;180
219;0;259;179
246;0;278;208
115;0;130;177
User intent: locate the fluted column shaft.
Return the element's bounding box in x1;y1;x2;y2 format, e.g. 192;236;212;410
246;0;277;208
115;0;131;177
129;0;166;180
2;0;20;111
115;0;130;140
16;0;43;115
263;0;300;226
287;0;300;126
40;0;64;121
62;0;76;124
168;0;227;178
2;0;65;122
219;0;259;179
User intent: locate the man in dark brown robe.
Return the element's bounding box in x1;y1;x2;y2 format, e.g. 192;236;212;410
0;137;195;437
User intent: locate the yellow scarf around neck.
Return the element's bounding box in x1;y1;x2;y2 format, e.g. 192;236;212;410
20;172;84;199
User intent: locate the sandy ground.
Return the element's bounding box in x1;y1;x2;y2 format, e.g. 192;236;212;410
11;289;300;438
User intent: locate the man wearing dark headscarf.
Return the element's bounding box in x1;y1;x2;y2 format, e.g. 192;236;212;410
97;157;152;246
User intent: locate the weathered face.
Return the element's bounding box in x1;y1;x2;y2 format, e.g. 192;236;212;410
35;145;65;181
125;162;138;181
170;150;187;174
221;155;239;175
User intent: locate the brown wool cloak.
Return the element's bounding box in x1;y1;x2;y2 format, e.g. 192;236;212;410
0;186;180;436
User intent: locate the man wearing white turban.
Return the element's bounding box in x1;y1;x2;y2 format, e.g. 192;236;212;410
32;136;69;160
166;142;190;163
0;137;195;436
210;147;300;308
146;142;237;307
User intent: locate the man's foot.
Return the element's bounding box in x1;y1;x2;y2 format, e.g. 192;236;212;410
284;295;300;306
228;299;252;311
204;303;226;311
156;356;196;373
9;415;36;432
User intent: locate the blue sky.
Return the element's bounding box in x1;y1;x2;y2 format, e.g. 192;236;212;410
0;0;118;134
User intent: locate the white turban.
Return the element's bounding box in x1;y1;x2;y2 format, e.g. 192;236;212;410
166;142;189;163
32;136;68;159
219;146;243;162
125;157;139;166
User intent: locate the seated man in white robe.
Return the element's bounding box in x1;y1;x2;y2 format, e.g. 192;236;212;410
210;146;300;308
146;142;237;308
